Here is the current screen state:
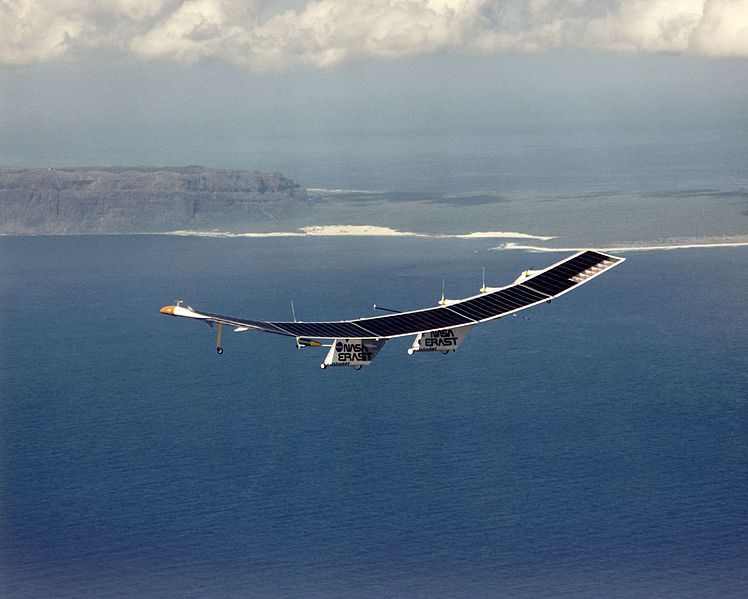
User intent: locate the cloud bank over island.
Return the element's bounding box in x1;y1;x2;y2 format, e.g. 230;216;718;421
3;0;747;68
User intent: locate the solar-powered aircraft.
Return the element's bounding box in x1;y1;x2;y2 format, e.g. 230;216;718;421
160;250;623;369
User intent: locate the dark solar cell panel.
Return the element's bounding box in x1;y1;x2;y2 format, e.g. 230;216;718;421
422;308;471;326
448;284;545;321
537;269;575;288
325;322;371;337
503;285;547;304
351;319;399;338
201;251;623;339
487;289;528;310
450;299;493;321
203;312;292;335
550;265;582;280
252;321;297;335
361;321;401;338
456;293;515;319
435;312;475;328
583;250;610;264
522;251;614;297
274;321;366;338
473;295;517;315
562;252;608;273
571;252;604;267
523;274;575;296
402;307;472;333
358;307;472;337
449;300;495;321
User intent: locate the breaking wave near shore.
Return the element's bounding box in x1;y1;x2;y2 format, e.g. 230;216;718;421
161;226;748;252
495;238;748;253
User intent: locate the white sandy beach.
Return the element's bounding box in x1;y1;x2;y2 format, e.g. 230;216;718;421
495;239;748;252
163;225;557;240
161;227;748;252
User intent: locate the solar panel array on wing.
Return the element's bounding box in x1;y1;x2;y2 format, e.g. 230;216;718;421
450;285;548;321
355;306;474;338
202;311;293;336
201;251;623;340
267;320;371;338
521;251;612;297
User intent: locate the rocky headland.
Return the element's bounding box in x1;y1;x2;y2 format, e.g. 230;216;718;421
0;167;309;234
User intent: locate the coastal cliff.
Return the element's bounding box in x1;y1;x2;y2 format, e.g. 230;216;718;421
0;167;308;234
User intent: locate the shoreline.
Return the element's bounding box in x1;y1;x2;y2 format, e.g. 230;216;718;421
160;225;557;240
495;240;748;253
158;226;748;252
4;227;747;253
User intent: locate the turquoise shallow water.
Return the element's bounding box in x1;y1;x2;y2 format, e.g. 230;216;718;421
1;236;747;598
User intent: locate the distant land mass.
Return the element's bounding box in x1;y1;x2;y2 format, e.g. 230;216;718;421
0;167;309;234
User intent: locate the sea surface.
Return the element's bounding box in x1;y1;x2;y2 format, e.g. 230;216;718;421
1;235;747;598
263;126;748;194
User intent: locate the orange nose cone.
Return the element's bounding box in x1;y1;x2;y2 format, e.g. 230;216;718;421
160;305;176;315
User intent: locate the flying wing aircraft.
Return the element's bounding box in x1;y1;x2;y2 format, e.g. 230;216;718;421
160;249;624;369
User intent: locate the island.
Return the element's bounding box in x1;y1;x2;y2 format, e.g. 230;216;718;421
0;166;309;234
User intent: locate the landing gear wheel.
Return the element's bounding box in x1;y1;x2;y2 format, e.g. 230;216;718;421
217;347;223;354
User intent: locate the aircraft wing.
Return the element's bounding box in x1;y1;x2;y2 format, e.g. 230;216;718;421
160;250;624;368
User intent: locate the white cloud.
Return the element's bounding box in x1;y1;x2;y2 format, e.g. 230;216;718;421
1;0;747;68
579;0;705;53
690;0;748;56
0;0;173;63
0;0;88;64
129;0;256;63
243;0;488;69
475;0;708;54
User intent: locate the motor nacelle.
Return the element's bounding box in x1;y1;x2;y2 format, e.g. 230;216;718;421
408;325;473;355
321;338;386;369
296;337;323;348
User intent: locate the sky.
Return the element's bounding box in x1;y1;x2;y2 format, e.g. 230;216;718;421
1;0;747;190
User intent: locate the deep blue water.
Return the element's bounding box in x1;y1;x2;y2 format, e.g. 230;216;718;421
1;236;747;598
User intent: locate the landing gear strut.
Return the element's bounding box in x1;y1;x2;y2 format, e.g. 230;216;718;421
216;322;224;355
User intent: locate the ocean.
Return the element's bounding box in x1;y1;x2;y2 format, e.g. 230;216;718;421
1;235;747;598
237;125;748;195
